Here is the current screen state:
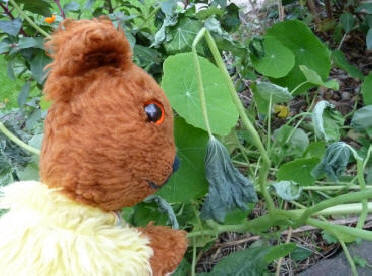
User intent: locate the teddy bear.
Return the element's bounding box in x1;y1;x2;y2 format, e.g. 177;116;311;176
0;18;187;275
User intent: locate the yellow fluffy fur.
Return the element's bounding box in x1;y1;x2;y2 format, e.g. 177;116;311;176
0;181;153;275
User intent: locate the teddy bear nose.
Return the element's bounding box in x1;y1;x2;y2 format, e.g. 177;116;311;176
173;156;180;172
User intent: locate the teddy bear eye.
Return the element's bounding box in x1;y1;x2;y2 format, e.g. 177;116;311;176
144;101;165;125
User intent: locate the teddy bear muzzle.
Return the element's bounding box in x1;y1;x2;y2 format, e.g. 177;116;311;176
147;156;180;190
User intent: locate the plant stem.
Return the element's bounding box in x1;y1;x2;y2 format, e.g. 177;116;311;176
267;95;272;154
290;81;309;95
0;121;40;155
339;238;358;276
191;239;197;276
53;0;65;19
302;185;372;191
203;29;274;212
317;203;372;216
9;0;50;38
192;28;212;138
298;189;372;225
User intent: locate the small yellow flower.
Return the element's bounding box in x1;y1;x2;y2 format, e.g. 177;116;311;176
274;104;289;118
45;15;56;24
3;98;9;103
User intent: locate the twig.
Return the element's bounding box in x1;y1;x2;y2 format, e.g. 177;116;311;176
53;0;65;19
277;0;285;21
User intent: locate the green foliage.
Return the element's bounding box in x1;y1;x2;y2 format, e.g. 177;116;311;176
162;53;239;135
332;50;364;80
361;73;372;105
200;137;257;223
157;116;209;202
277;158;319;186
197;243;296;275
0;1;371;274
266;20;331;94
251;36;295;78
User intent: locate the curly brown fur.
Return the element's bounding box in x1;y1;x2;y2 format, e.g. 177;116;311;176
40;18;175;211
140;224;188;276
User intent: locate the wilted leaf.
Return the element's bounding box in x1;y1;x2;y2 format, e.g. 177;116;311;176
0;18;22;36
277;158;319;186
144;195;179;229
251;36;295;78
272;181;302;200
198;243;296;275
200;137;257;223
312;101;344;142
361;73;372;105
267;20;331;94
312;142;351;181
157;117;209;202
162;53;239;136
351;105;372;131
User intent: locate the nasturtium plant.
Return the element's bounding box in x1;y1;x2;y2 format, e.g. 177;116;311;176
156;116;209;202
162;52;239;136
251;36;295;78
266;20;331;94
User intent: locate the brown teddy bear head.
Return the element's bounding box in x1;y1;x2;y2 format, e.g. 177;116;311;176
39;18;176;211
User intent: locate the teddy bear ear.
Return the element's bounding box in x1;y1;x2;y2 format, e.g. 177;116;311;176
43;18;132;101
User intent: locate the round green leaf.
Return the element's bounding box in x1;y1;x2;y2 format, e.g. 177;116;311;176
156;117;209;202
251;36;295;78
162;52;239;135
267;20;331;94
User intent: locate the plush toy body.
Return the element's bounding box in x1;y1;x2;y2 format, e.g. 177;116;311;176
0;19;187;275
